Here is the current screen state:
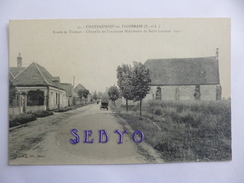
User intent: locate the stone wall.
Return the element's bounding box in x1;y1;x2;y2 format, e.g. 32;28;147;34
9;107;22;115
26;105;46;112
145;84;220;101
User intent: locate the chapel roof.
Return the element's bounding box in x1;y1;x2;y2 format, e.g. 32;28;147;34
74;83;86;94
144;56;220;86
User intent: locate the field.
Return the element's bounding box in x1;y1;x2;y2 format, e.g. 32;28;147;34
111;99;231;163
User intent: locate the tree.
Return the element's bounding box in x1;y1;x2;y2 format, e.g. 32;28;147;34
131;61;151;116
108;86;119;106
97;91;103;100
93;90;97;100
117;64;135;111
82;89;90;103
78;89;89;103
78;89;84;103
9;80;17;107
101;93;109;101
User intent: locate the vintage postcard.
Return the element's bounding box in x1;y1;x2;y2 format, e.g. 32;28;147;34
9;18;231;165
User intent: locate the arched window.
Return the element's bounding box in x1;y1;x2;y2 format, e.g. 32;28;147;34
194;85;201;100
156;86;162;100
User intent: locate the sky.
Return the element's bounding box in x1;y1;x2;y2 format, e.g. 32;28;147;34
9;18;230;98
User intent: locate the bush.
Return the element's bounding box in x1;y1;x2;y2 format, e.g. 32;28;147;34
27;110;54;118
153;106;163;116
151;100;231;162
9;113;37;128
53;107;73;112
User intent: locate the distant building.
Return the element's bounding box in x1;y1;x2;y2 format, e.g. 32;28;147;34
144;49;221;101
73;83;93;103
60;83;75;106
74;83;86;94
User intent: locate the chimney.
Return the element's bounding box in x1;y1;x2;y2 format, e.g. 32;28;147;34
216;48;219;60
216;48;220;84
17;53;22;73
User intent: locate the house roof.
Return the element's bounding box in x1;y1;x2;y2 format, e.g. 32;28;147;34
9;71;14;80
74;83;86;94
12;62;65;90
144;56;219;86
60;83;73;97
52;76;60;82
9;67;26;77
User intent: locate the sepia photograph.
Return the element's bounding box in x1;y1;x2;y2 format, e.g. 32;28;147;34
8;18;231;165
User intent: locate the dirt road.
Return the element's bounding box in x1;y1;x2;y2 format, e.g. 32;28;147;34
9;103;163;165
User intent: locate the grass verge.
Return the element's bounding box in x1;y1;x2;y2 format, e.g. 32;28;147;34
111;99;231;163
9;113;37;128
27;110;54;118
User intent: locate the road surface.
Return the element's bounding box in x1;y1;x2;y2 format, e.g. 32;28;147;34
9;103;164;165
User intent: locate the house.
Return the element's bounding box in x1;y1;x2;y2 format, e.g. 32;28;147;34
74;83;86;94
9;54;71;114
73;83;92;103
144;49;222;101
60;83;76;106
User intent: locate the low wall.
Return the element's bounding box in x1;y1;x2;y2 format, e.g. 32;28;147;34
9;107;22;115
26;105;46;112
145;85;219;101
9;105;46;115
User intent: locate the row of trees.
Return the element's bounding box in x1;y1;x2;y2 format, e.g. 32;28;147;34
116;61;151;116
107;86;119;106
92;91;104;101
87;61;150;116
